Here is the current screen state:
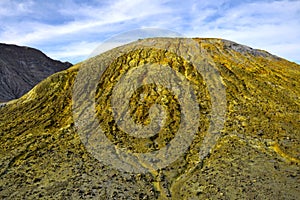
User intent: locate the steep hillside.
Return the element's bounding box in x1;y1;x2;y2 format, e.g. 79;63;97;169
0;38;299;199
0;43;72;102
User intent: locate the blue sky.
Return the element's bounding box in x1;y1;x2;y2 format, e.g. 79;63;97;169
0;0;299;64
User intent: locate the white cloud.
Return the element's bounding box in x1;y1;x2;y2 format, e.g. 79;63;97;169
46;41;99;63
1;0;173;44
183;0;300;62
0;0;34;17
0;0;299;63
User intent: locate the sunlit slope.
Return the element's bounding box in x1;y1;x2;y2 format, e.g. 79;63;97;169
0;38;299;199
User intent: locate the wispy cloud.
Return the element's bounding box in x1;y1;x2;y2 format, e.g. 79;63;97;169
0;0;299;64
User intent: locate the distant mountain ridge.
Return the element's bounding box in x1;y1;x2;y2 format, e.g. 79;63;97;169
0;43;72;102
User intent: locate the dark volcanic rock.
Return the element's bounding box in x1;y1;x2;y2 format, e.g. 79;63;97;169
0;43;72;102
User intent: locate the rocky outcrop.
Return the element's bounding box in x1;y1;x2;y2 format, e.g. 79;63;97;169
0;38;299;199
0;43;72;102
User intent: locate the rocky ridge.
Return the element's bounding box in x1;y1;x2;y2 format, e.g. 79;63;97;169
0;43;72;102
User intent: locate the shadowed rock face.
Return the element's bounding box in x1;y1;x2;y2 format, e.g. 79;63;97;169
0;38;299;199
0;43;72;102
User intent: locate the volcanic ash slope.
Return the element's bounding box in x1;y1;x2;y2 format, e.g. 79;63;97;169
0;38;299;199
